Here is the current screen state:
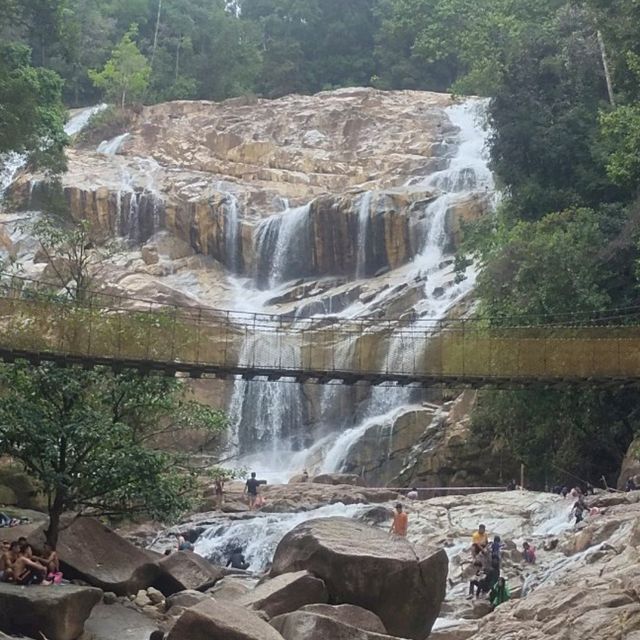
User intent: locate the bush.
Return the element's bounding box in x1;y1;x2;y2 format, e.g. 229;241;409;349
75;106;134;148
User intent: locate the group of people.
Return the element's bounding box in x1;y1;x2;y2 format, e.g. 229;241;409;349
212;472;269;511
467;524;511;610
0;537;61;586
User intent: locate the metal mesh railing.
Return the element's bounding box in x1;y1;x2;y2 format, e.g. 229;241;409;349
0;288;639;383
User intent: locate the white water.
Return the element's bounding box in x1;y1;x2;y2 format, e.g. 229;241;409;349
224;98;496;482
195;502;364;571
356;191;373;278
97;132;131;155
225;193;241;272
65;104;108;136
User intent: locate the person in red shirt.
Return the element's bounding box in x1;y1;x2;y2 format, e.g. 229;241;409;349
390;503;409;536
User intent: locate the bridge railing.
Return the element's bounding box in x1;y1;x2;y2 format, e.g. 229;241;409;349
0;293;639;381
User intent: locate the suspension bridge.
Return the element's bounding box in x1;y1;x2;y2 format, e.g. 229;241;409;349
0;281;640;388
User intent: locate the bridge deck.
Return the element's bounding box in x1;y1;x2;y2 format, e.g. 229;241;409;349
0;295;639;387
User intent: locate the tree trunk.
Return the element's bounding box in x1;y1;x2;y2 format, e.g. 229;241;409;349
150;0;163;72
175;35;181;83
46;494;65;548
597;30;616;107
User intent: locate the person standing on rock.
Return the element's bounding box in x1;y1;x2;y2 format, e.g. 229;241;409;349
472;524;489;549
214;475;225;510
244;472;266;510
390;503;409;537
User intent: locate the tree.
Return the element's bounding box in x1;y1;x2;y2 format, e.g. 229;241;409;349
89;25;150;107
0;363;226;547
0;43;67;171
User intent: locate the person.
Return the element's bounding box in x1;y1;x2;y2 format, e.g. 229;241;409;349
40;543;62;583
301;470;309;482
489;535;503;563
176;535;194;552
214;475;225;510
489;577;511;610
407;488;419;500
468;557;500;599
390;503;409;537
506;479;517;491
626;477;637;492
13;543;48;585
472;524;489;549
244;472;266;510
522;541;536;563
467;560;484;599
560;485;569;498
570;495;588;525
227;547;249;570
585;482;595;495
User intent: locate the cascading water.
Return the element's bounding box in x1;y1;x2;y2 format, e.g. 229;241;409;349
65;104;108;137
224;194;242;273
356;191;373;278
225;97;496;482
97;132;131;155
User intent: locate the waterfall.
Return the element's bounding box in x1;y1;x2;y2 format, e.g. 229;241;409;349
356;191;373;278
224;194;242;273
254;204;312;289
65;104;108;137
97;133;130;155
194;503;364;572
225;98;496;482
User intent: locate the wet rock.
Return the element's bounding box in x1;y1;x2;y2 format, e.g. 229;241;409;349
270;517;448;639
155;550;224;595
0;582;102;640
239;570;328;618
167;600;284;640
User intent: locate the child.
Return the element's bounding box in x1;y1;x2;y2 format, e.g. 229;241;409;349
522;541;536;563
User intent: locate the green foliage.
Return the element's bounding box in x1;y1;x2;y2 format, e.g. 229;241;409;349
472;388;640;487
0;363;226;545
89;25;151;107
76;105;133;148
600;105;640;193
0;43;67;171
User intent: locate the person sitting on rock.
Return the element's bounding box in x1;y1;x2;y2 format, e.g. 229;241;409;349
489;535;504;563
301;470;309;482
472;524;489;549
407;487;419;500
39;543;62;583
0;540;14;582
227;547;249;570
522;541;536;563
489;577;511;610
13;543;48;585
390;503;409;537
176;535;194;552
626;477;637;492
467;560;484;599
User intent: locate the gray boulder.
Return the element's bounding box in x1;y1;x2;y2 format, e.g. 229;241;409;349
155;551;224;595
271;517;448;640
84;602;161;640
167;600;285;640
311;473;364;486
239;571;328;618
271;609;408;640
0;583;102;640
165;589;210;611
299;603;387;634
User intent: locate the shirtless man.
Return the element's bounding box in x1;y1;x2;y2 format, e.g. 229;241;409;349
13;544;48;585
0;541;15;582
390;503;409;537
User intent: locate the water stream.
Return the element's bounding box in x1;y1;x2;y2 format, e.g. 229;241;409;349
225;98;496;483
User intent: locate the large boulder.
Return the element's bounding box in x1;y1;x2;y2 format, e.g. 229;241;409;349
42;517;160;596
270;609;407;640
0;583;102;640
311;473;364;486
167;599;285;640
271;517;448;640
155;551;224;594
239;570;328;618
84;602;161;640
298;604;387;634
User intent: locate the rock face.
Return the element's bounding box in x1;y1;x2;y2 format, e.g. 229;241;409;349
167;599;285;640
0;583;102;640
617;436;640;489
47;517;160;596
84;602;161;640
297;603;388;634
270;517;448;640
239;570;328;618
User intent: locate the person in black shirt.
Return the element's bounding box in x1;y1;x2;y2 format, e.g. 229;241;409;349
244;472;266;510
227;547;249;570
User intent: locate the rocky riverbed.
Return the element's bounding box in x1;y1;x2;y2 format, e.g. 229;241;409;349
2;481;640;640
